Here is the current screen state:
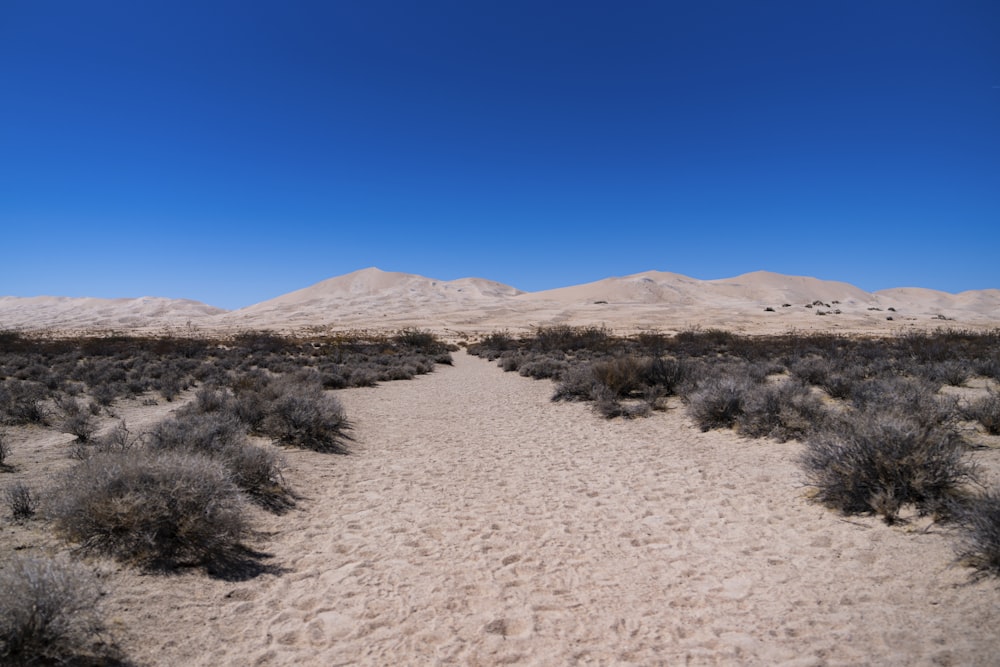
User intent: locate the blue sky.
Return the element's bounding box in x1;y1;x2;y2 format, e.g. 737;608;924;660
1;1;997;309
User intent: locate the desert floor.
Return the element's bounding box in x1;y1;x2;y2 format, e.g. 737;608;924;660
8;350;1000;666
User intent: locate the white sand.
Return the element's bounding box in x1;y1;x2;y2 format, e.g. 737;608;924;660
3;268;998;333
90;351;1000;666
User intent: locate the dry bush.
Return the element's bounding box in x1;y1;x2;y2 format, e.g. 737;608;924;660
685;375;754;431
923;360;974;387
965;392;1000;435
736;380;826;442
54;397;98;443
592;388;652;419
49;450;250;568
0;555;110;665
261;386;351;454
552;365;600;403
0;380;49;425
592;356;646;398
0;428;9;469
951;490;1000;576
801;410;975;523
850;376;958;427
517;354;567;380
5;482;37;522
149;412;288;506
639;356;688;397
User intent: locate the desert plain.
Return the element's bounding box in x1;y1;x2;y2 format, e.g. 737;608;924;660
2;267;1000;666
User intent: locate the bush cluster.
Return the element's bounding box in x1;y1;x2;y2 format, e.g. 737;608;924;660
50;450;250;568
0;555;110;665
0;328;450;573
800;410;974;522
0;329;453;423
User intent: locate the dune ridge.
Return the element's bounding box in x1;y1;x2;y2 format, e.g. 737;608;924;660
2;267;998;333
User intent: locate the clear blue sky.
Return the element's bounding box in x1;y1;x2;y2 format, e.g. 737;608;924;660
2;1;997;309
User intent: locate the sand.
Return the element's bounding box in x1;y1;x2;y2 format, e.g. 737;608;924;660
73;350;1000;666
4;268;999;334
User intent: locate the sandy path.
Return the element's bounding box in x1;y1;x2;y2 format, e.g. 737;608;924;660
109;351;999;666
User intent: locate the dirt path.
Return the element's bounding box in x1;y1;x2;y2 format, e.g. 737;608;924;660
111;351;999;666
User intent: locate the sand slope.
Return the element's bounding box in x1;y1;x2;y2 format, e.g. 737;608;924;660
103;352;999;666
2;267;998;333
0;296;224;331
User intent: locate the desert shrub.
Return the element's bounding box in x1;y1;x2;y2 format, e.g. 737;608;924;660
497;351;523;373
54;397;98;443
685;375;754;431
5;482;37;522
260;386;351;454
552;365;600;402
790;355;832;387
149;412;287;504
965;392;1000;435
348;368;378;387
74;421;143;460
850;376;957;427
592;388;653;419
0;428;9;468
0;555;108;665
49;450;250;568
89;382;122;408
149;412;246;452
393;328;446;355
922;360;974;387
952;490;1000;576
639;356;688;397
736;380;826;442
155;370;186;401
592;356;646;398
517;354;567;380
819;370;865;400
188;386;233;414
533;325;614;353
0;380;48;425
801;410;975;522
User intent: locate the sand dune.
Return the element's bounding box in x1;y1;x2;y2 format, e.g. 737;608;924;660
0;295;225;331
2;267;997;334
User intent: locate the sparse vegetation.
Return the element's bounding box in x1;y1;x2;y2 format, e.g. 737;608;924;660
952;490;1000;576
0;428;9;469
0;329;451;574
49;449;251;569
965;392;1000;435
471;326;1000;573
5;482;38;522
800;410;974;523
0;555;111;665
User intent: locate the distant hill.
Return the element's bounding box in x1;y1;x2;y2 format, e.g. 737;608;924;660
2;267;998;333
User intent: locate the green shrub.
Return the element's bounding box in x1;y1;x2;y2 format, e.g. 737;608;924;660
49;450;250;568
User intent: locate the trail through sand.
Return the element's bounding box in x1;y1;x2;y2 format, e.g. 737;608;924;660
112;351;999;666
